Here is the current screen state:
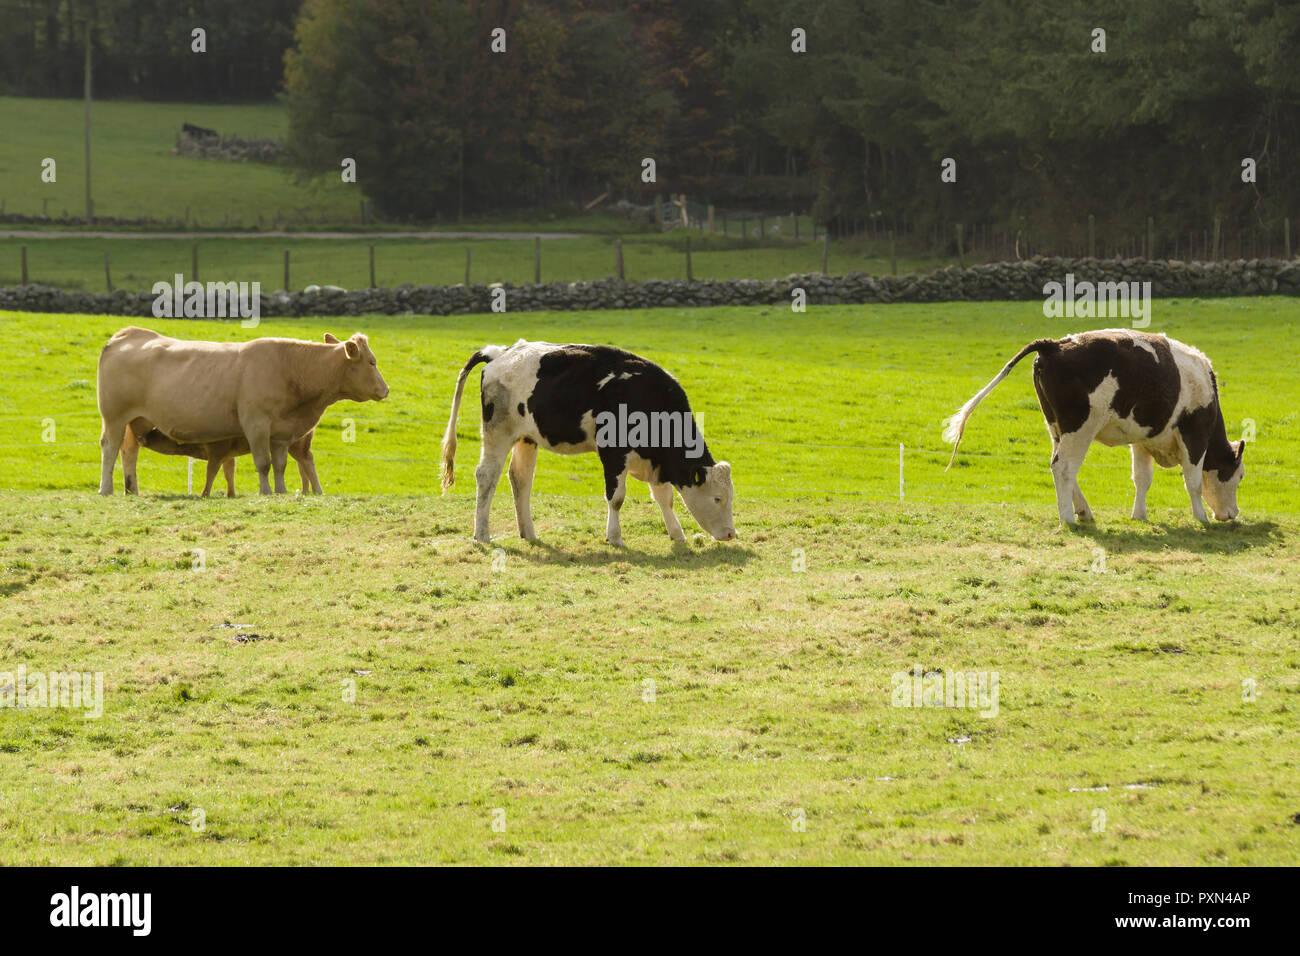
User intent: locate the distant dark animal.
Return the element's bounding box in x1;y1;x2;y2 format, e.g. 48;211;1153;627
181;123;219;140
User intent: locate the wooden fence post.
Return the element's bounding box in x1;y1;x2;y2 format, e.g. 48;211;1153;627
821;233;829;275
1087;215;1095;257
284;250;290;291
533;236;541;283
1212;217;1222;260
1285;218;1292;260
20;245;27;284
191;242;198;282
369;245;376;288
707;204;715;234
685;235;693;281
105;251;112;292
956;223;965;267
1147;217;1155;259
890;230;897;275
614;238;624;280
465;247;471;285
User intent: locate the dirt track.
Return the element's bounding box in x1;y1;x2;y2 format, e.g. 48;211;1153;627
0;230;587;241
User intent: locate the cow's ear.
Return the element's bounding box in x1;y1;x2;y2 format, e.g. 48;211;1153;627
324;333;340;344
692;467;706;485
344;339;361;360
1236;440;1246;462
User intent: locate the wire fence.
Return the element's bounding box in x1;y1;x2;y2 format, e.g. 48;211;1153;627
3;408;1296;514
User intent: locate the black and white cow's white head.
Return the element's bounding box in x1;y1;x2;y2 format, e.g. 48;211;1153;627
677;460;735;541
1202;439;1245;521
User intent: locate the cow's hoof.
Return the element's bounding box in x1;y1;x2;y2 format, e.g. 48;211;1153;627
605;537;624;548
1076;512;1094;523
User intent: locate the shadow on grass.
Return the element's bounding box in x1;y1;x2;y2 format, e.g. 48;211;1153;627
501;537;756;570
1073;518;1282;554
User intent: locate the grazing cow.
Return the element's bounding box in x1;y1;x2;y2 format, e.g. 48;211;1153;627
121;424;320;497
97;328;387;495
943;329;1244;525
440;339;736;546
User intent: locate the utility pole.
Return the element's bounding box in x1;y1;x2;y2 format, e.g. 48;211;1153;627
84;16;94;220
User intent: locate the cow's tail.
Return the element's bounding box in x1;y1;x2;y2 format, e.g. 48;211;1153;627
441;345;505;493
942;338;1060;470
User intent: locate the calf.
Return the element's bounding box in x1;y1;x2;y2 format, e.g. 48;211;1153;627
121;424;320;497
943;329;1244;525
440;340;736;546
97;328;387;495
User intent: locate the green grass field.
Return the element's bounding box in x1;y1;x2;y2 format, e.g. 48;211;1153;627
2;299;1298;864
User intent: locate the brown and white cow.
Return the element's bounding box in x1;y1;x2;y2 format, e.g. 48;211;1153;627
440;339;735;546
943;329;1245;525
97;328;387;495
121;424;321;497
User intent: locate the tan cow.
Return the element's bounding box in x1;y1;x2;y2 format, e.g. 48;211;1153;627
97;328;387;495
121;424;321;497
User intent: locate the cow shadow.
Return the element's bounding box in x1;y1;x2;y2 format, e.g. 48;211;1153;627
1072;518;1282;555
504;537;756;570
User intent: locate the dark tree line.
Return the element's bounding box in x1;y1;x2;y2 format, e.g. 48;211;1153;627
284;0;1300;238
5;0;1299;241
0;0;302;101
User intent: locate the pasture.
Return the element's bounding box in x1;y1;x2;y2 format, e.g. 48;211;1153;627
1;300;1298;864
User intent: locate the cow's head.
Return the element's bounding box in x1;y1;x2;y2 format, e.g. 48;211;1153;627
1203;440;1245;521
326;332;389;401
677;461;736;541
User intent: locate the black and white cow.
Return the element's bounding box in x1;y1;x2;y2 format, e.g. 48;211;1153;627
440;340;736;546
943;329;1245;525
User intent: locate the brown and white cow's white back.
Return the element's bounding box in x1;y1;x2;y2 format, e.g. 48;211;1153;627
944;329;1244;525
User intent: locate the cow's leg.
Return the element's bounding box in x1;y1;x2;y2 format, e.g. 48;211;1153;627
270;441;289;494
507;438;539;541
600;450;629;547
243;422;274;494
201;458;222;497
293;448;321;494
1180;454;1209;523
223;459;237;497
119;426;140;496
473;437;512;544
651;481;686;542
1050;429;1095;526
1130;445;1155;520
1071;476;1094;523
98;418;127;495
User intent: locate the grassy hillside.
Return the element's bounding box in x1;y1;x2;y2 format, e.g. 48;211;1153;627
0;97;357;224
